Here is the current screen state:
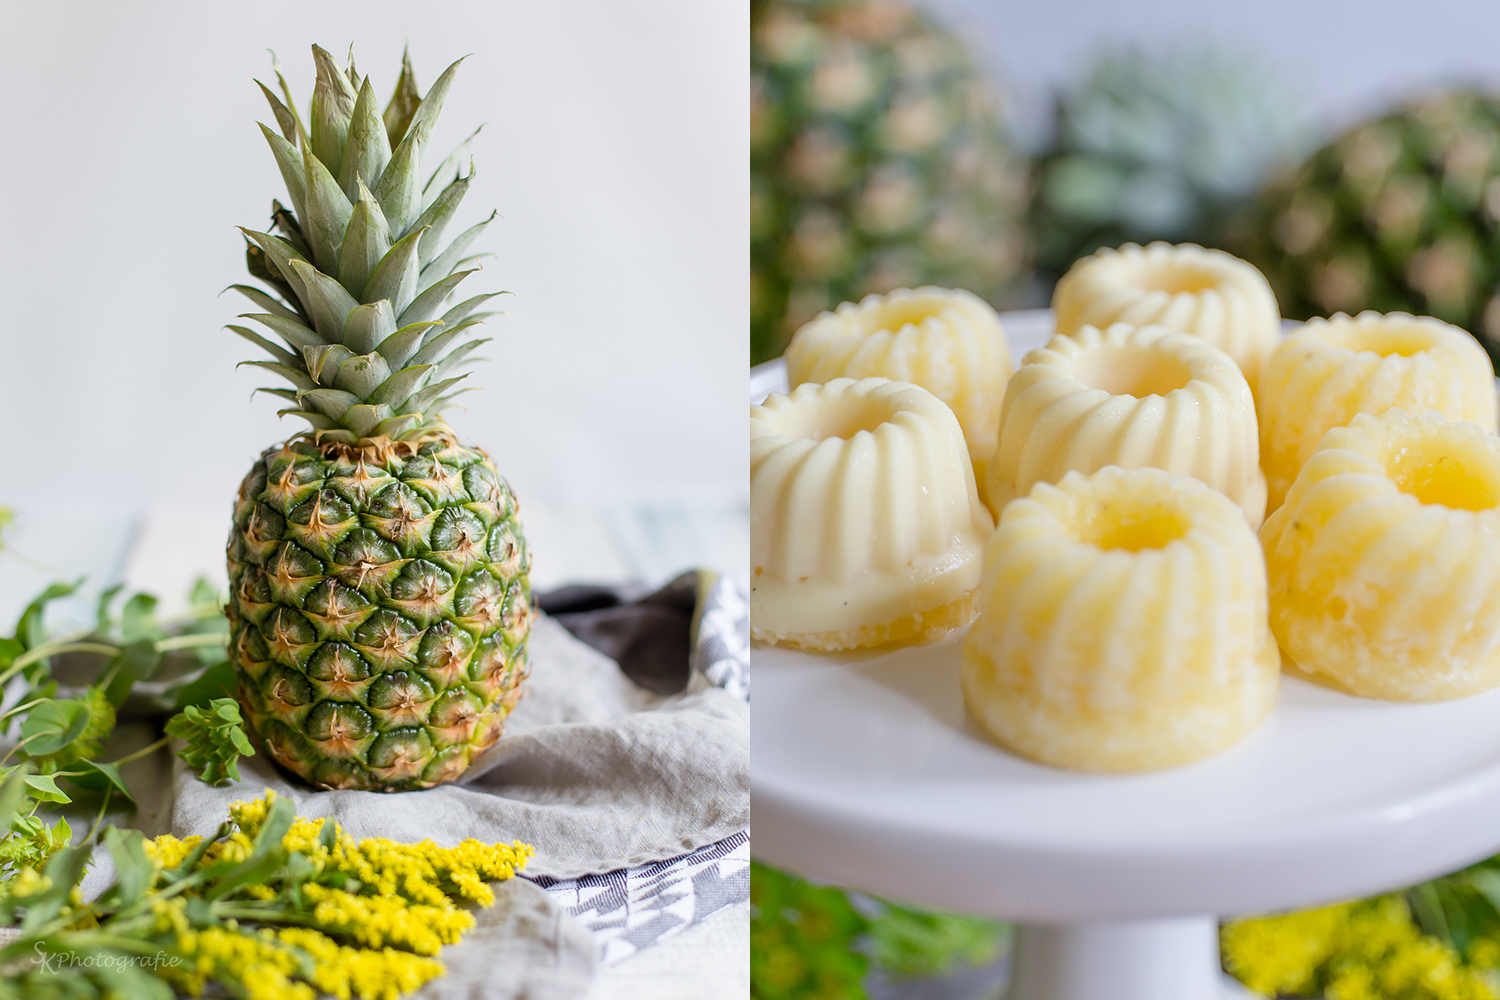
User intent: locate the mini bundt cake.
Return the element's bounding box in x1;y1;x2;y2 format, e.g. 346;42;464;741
1262;408;1500;701
784;287;1013;466
1053;242;1281;390
1257;311;1497;514
751;377;993;651
963;466;1279;772
987;323;1267;527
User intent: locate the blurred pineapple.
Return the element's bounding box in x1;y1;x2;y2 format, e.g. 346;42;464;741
1249;89;1500;365
750;0;1029;365
1032;46;1308;281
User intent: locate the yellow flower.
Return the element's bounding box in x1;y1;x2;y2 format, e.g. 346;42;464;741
144;833;204;870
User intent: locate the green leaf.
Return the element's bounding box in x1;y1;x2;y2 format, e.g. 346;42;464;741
402;374;469;416
399;268;478;326
287;258;360;342
303;343;356;386
16;580;81;652
423;125;485;208
258;122;309;224
66;761;135;806
167;698;255;787
94;583;124;634
439;291;506;328
301;147;356;276
257;78;300;144
341;299;398;356
241;228;313;310
383;46;422;147
21;845;93;933
24;773;71;805
373;321;442;370
375;127;423;238
368;364;433;407
339;77;393;203
422;211;496;284
407;170;470;270
120;593;158;642
239;360;316;393
228;325;301;368
104;639;162;709
299;387;363;421
0;765;31;832
404;56;466;152
21;699;90;755
337;182;394;299
333;352;394;398
102;827;153;908
229;284;303;324
360;225;426;316
310;43;358;179
248;313;325;353
173;660;237;710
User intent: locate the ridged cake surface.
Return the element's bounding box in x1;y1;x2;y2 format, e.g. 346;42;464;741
987;323;1267;527
784;287;1013;465
1262;408;1500;701
1053;242;1281;390
963;466;1279;772
1258;311;1497;514
751;377;993;651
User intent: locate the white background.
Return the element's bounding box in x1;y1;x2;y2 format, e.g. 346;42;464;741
0;0;747;603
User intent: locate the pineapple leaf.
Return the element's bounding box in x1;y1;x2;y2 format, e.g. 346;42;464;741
301;147;355;275
337;181;394;297
267;50;309;147
361;226;425;315
435;338;491;379
424;125;484;206
241;229;312;312
407;168;470;269
277;408;336;430
287;258;360;341
299;387;364;420
227;325;299;368
342;300;397;356
246;313;325;353
368;364;434;406
255;388;299;402
405;56;467;152
372;413;419;438
303;343;355;385
374;321;443;369
407;323;467;367
258;123;308;223
227;284;302;324
440;290;505;328
402;374;468;415
310;43;358;178
400;267;478;325
341;403;392;438
421;211;496;285
383;46;421;147
270;201;312;261
256;79;299;144
317;428;360;444
339;78;393;204
239;360;315;392
375;127;423;238
333;352;394;397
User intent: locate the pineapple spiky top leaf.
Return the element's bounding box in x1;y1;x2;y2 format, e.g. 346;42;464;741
232;45;499;446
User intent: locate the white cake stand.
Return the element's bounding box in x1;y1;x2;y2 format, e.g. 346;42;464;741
751;312;1500;999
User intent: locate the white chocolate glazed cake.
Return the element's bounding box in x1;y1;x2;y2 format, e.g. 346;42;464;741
1053;242;1281;390
987;323;1267;527
784;287;1013;465
750;377;993;651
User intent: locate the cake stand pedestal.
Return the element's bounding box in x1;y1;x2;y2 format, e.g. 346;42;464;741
753;632;1500;1000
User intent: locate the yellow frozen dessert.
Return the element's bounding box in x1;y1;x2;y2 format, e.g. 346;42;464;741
963;466;1279;772
1262;408;1500;701
751;377;993;651
1257;311;1497;514
784;287;1013;466
987;323;1267;527
1053;242;1281;390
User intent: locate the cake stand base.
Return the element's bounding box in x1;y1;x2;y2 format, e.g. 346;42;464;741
1006;916;1232;1000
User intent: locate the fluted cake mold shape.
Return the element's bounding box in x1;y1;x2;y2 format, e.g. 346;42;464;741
1262;408;1500;702
751;377;993;651
963;466;1279;772
1258;311;1497;515
986;323;1267;527
1053;242;1281;390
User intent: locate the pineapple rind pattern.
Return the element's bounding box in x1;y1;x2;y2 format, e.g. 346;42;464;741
229;437;532;791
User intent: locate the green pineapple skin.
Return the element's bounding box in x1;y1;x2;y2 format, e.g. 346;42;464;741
1248;89;1500;367
227;436;532;792
750;0;1029;366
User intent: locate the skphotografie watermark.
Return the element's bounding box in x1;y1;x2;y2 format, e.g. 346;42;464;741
31;943;182;974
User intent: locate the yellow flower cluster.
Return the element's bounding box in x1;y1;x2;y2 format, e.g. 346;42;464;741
171;924;313;1000
1223;896;1498;1000
143;833;204;870
301;883;474;955
6;867;51;898
277;926;446;1000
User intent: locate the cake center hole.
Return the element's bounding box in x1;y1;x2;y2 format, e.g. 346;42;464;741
1130;264;1219;295
1348;326;1432;358
1389;442;1500;511
1082;503;1190;552
1073;345;1192;398
869;299;944;333
783;394;893;442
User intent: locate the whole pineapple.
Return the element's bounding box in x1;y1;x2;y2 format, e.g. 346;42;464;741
1249;89;1500;366
1032;45;1308;281
750;0;1029;365
226;46;531;792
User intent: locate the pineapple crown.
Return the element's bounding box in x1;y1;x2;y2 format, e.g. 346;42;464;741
230;45;499;448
